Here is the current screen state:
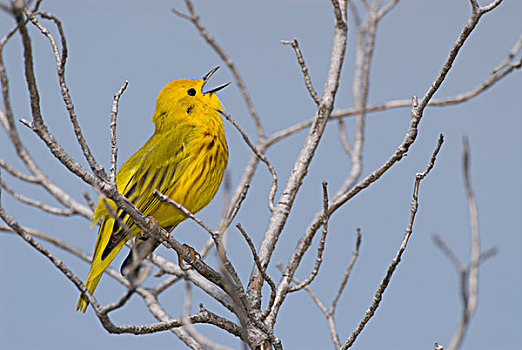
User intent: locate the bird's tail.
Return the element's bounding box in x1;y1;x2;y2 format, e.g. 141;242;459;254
76;272;103;313
76;216;131;313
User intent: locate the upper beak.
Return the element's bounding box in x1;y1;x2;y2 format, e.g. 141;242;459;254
202;66;230;94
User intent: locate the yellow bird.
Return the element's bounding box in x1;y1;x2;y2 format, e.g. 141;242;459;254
77;67;229;312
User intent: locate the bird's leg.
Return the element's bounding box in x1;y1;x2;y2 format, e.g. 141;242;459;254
121;216;162;277
138;216;200;270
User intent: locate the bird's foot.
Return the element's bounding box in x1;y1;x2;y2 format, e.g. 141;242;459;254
178;244;201;271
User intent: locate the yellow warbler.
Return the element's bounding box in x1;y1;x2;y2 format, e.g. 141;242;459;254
77;67;229;312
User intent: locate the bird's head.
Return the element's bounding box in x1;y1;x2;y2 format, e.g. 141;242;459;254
152;67;229;131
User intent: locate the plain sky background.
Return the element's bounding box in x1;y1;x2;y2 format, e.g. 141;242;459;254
1;0;521;349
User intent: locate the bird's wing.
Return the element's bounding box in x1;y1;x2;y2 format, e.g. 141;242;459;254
100;129;192;260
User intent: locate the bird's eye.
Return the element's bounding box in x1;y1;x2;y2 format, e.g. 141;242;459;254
187;88;196;96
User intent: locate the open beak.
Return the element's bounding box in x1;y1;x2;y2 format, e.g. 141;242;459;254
202;66;230;94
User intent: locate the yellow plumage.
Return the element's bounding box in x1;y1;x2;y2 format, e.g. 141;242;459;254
77;68;229;312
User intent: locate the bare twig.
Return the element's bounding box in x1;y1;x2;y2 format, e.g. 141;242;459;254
337;118;354;157
432;233;463;271
270;1;504;328
235;222;276;318
22;6;107;181
182;284;233;350
0;158;37;183
340;134;444;350
269;31;521;146
377;0;400;18
251;0;348;316
331;228;362;312
0;176;75;216
446;136;480;350
152;189;251;330
100;289;134;314
109;81;128;185
81;190;95;211
220;111;277;213
281;38;321;104
0;11;92;219
153;190;216;236
287;182;330;293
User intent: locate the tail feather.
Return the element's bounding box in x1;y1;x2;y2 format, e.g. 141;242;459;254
76;216;131;312
76;273;103;313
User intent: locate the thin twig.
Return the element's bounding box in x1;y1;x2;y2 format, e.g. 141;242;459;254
154;190;216;236
269;39;521;147
331;228;362;312
235;222;276;319
220;111;277;212
100;289;135;314
182;284;233;350
0;176;75;216
337;118;354;157
281;38;321;104
109;81;128;186
432;233;463;270
447;136;480;350
81;190;95;211
251;0;348;316
23;6;107;181
0;11;92;219
377;0;400;18
341;134;444;349
0;157;38;183
153;189;251;327
287;182;330;293
276;262;328;316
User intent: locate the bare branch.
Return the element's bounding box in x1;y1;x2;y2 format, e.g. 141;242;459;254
144;195;251;328
100;289;134;314
287;181;330;293
150;254;235;314
477;0;503;14
377;0;400;18
446;136;481;350
0;176;75;216
22;6;108;181
337;118;354;157
432;233;464;271
281;38;321;104
277;262;328;316
417;2;503;110
81;189;95;211
251;0;348;317
220;111;277;213
341;134;444;350
235;222;276;319
491;33;522;75
109;80;128;185
0;12;92;219
331;228;362;312
0;157;38;183
269;3;495;320
154;190;216;236
182;284;233;350
269;31;521;146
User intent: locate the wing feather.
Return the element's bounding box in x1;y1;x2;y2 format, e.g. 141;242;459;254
100;130;190;259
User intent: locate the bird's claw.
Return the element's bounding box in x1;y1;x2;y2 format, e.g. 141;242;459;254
178;244;201;270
